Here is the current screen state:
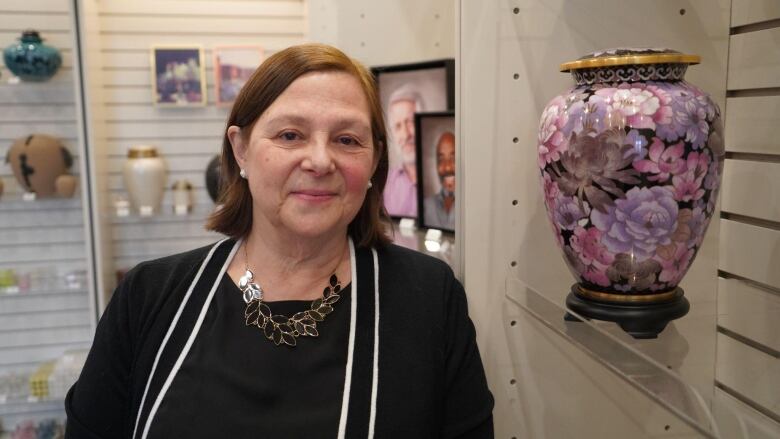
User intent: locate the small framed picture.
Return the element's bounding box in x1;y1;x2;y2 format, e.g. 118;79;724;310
415;111;455;233
372;59;454;220
213;45;264;107
150;45;206;106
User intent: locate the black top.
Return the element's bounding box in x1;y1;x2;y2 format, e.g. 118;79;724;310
65;242;494;438
150;276;351;438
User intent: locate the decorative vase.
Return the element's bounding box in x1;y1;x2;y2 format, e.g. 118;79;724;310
3;30;62;81
123;145;166;216
537;48;724;338
5;134;75;198
205;154;221;203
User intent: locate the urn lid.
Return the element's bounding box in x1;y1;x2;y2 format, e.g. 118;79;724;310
20;30;43;43
560;48;700;72
128;145;159;158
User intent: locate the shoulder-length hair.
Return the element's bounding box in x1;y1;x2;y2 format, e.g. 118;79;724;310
206;43;391;248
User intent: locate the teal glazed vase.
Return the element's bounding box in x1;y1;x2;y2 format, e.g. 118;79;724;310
3;30;62;81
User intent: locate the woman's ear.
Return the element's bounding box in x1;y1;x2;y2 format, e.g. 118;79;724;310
227;125;246;170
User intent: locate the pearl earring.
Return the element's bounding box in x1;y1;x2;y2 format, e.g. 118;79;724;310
367;181;373;189
240;169;247;179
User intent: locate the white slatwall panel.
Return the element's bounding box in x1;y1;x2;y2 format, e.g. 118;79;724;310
0;0;91;430
716;333;780;419
718;277;780;353
718;5;780;428
731;0;780;27
727;27;780;90
0;13;71;32
724;95;780;155
96;0;305;275
2;0;69;12
713;387;780;439
719;219;780;289
98;2;302;16
721;160;780;222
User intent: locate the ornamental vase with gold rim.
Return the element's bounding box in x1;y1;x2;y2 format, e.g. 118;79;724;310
537;48;724;309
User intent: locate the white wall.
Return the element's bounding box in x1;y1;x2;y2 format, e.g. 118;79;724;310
307;0;455;67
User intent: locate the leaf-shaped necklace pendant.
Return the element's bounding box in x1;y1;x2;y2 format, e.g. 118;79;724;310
239;268;263;303
241;241;342;347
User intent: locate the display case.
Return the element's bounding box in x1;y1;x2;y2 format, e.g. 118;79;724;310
0;0;95;434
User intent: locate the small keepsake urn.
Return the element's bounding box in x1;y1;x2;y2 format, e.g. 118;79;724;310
537;48;724;337
3;30;62;81
123;145;166;215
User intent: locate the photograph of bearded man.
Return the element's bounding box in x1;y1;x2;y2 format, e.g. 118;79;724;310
423;131;456;231
416;112;456;232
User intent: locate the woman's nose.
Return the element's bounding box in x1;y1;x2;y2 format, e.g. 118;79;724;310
301;138;335;175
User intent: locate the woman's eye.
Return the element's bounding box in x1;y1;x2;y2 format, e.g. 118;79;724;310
338;136;358;146
280;132;299;141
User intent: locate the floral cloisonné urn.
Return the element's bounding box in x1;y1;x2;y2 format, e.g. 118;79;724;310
3;30;62;81
537;48;724;338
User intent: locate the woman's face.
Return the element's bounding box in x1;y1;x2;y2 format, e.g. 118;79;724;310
229;71;376;240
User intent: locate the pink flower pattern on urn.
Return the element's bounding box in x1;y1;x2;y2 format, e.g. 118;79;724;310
539;48;723;297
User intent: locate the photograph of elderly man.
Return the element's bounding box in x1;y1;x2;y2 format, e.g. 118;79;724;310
383;85;425;217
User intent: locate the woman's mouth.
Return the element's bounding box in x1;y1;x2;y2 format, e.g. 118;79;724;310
291;189;337;202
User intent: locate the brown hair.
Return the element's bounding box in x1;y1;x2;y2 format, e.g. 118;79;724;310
206;43;391;247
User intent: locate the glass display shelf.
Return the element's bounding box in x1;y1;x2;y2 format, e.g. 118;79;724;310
505;277;744;439
0;394;66;434
0;396;65;439
0;287;87;299
0;196;82;211
0;273;87;298
109;203;215;224
0;396;64;412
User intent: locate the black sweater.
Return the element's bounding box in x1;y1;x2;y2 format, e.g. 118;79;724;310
65;241;494;438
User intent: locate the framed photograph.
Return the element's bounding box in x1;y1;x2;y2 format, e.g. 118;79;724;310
150;45;206;107
213;45;265;107
372;59;454;220
415;111;455;233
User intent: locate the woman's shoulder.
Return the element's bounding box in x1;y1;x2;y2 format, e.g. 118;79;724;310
374;243;462;312
376;243;455;281
117;239;234;304
128;240;228;279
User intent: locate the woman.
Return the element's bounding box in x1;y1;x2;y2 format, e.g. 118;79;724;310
65;43;493;438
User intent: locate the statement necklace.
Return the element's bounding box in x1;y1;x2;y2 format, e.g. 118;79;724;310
239;245;342;347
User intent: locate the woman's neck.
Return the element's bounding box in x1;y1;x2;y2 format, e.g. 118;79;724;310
235;224;350;302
